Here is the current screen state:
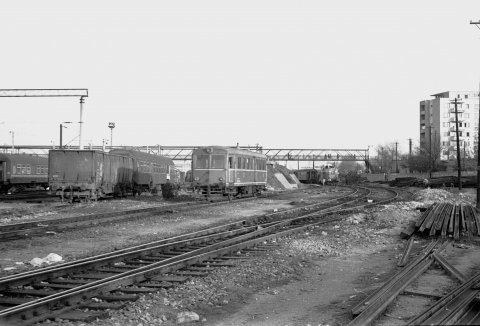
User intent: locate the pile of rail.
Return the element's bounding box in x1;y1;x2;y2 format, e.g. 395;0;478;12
349;239;480;325
348;240;448;325
414;202;480;240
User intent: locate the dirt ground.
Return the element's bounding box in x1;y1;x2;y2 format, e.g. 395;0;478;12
2;186;479;325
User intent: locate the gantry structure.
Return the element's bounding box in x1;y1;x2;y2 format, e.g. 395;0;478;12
0;89;88;149
0;145;369;162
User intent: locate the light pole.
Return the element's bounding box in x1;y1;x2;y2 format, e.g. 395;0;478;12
9;131;14;151
59;122;72;149
108;122;115;149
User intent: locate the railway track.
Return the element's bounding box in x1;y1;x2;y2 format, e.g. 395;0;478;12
0;191;57;203
0;186;354;241
0;185;399;325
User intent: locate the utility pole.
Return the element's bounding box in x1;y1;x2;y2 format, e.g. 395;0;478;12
79;96;85;150
59;122;72;149
451;98;463;190
428;126;433;179
470;19;480;208
395;141;399;173
408;138;412;157
9;131;14;151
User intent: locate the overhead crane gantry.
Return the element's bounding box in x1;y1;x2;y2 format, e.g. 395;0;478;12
0;89;88;149
0;144;369;163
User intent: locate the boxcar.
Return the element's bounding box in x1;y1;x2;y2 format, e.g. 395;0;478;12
0;153;48;193
48;150;134;200
109;149;177;194
191;146;267;197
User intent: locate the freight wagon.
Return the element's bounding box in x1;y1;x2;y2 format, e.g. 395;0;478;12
48;150;135;201
191;146;267;198
0;153;48;193
294;165;339;185
109;149;177;194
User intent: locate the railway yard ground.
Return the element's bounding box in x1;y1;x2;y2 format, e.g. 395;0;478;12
0;185;479;325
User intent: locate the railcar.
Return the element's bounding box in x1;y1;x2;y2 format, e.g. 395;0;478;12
323;164;339;183
294;165;339;185
294;169;319;184
0;153;48;193
48;150;135;200
109;149;177;194
191;146;267;197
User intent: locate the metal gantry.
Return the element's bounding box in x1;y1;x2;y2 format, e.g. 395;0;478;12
0;145;369;162
0;89;88;149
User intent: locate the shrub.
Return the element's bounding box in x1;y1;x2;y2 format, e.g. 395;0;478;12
161;182;179;199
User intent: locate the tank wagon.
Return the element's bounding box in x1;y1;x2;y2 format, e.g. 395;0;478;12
191;146;267;198
0;153;48;193
48;149;177;201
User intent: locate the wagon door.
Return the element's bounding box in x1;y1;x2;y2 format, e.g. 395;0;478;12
228;156;235;184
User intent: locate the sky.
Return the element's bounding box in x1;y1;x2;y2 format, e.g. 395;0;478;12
1;1;480;155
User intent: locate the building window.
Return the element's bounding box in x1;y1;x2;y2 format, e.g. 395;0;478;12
467;132;470;137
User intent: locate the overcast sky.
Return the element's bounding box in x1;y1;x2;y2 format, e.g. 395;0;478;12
1;1;480;154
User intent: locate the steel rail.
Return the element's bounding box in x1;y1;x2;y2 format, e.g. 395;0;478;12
348;257;434;326
0;224;254;289
407;272;480;324
0;190;357;282
351;240;441;316
432;253;467;283
0;186;364;286
0;185;395;324
397;236;415;267
0;186;356;240
0;204;357;324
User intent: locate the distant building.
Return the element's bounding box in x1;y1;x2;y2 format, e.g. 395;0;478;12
420;91;479;160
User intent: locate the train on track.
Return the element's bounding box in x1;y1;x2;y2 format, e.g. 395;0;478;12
191;146;267;198
48;149;178;201
0;153;49;193
294;164;339;185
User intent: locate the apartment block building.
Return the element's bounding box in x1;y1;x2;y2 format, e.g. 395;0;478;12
420;91;479;160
